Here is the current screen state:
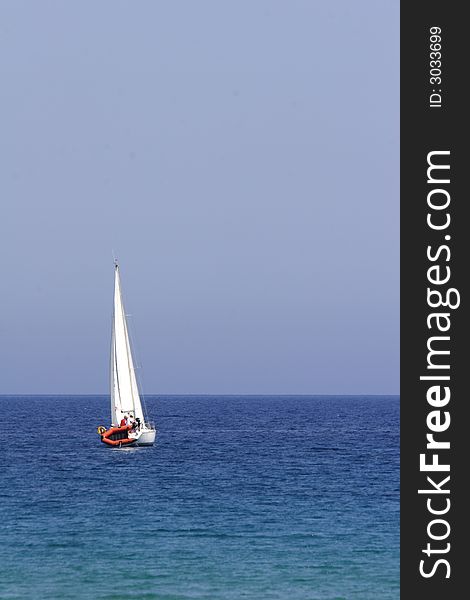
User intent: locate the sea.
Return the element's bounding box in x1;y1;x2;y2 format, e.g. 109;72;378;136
0;395;399;600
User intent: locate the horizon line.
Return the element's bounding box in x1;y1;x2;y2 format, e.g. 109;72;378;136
0;393;400;397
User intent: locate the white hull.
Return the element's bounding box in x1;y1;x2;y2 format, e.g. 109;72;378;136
132;428;156;446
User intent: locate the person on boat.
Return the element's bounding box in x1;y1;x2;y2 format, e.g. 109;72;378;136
120;414;128;427
128;413;136;430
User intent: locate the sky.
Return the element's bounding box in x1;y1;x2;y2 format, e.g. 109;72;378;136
0;1;399;395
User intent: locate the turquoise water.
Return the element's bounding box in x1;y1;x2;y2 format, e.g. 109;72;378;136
0;396;399;599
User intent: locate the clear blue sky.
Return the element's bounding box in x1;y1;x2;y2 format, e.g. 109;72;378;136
0;1;399;395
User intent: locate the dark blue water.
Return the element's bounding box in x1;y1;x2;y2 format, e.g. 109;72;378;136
0;396;399;599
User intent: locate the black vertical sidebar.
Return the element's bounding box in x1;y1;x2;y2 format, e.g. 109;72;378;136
401;3;468;599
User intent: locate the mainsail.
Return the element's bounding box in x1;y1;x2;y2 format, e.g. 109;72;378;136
110;264;145;426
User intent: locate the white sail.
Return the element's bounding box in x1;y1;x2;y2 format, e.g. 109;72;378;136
110;264;145;426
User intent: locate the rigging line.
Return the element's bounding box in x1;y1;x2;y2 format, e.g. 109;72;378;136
118;269;146;423
126;313;151;424
121;286;138;419
122;284;152;424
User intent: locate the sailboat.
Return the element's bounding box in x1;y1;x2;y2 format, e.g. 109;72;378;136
98;261;156;447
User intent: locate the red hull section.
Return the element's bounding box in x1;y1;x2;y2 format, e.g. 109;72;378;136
101;425;136;447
